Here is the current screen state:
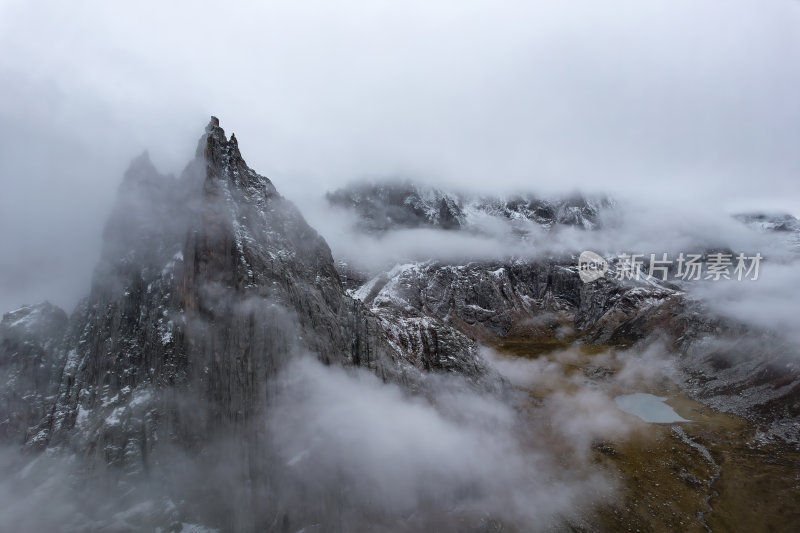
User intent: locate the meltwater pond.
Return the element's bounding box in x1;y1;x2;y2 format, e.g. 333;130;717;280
614;393;689;423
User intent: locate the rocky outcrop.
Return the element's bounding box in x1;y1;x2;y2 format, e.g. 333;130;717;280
350;259;681;347
346;253;800;447
34;119;428;454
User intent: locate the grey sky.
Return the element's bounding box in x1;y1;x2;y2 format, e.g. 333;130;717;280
1;0;799;313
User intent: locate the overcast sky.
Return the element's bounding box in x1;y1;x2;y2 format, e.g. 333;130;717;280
1;0;799;313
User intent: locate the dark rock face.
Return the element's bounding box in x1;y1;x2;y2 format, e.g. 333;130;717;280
327;180;612;233
0;118;500;531
351;259;681;348
35;119;425;454
0;302;67;444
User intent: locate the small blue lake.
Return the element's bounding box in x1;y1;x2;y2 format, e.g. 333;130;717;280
614;393;689;423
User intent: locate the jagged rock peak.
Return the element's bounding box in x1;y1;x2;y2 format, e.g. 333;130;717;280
196;115;245;167
196;115;226;157
204;115;224;139
123;150;160;183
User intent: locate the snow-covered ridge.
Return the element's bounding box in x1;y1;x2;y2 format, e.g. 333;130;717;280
327;180;613;233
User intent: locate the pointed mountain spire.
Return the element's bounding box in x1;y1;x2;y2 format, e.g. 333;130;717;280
123;150;159;183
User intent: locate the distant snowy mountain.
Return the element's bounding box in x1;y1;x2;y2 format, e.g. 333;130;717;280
2;118;799;533
734;211;800;233
327;180;613;233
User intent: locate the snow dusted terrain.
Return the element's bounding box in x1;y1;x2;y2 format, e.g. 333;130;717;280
1;118;798;532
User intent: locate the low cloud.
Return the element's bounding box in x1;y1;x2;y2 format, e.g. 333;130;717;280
267;356;612;531
0;352;620;532
689;258;800;347
2;0;800;312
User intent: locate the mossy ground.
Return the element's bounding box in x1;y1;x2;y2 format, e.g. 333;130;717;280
495;335;800;533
